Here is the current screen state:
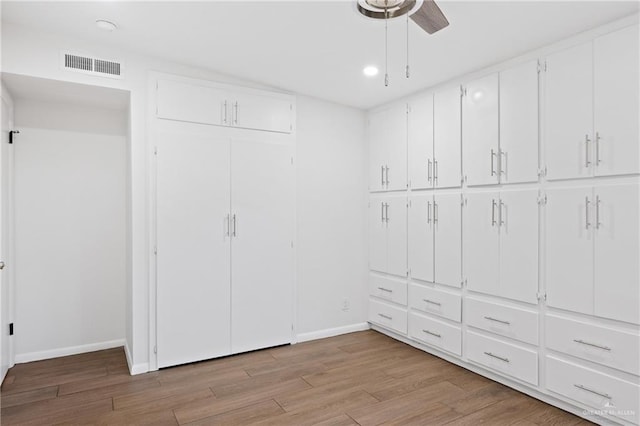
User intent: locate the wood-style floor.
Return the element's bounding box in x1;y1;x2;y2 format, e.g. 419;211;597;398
1;330;592;425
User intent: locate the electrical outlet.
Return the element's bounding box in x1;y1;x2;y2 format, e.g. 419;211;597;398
341;298;350;311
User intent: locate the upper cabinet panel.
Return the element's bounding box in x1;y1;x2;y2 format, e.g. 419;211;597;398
408;94;434;190
368;104;408;192
594;25;640;177
434;86;462;189
157;79;227;126
463;73;499;186
231;92;293;134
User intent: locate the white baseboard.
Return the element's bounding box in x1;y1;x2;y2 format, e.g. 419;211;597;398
124;342;149;375
296;322;370;343
15;339;126;364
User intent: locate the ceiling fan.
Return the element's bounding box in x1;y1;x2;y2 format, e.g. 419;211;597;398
357;0;450;86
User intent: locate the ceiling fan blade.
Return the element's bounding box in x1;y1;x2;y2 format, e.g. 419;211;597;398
410;0;449;34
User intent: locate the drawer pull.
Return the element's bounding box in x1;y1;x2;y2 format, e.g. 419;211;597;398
378;313;393;320
422;329;441;338
574;384;612;400
484;316;510;325
377;287;393;293
423;299;442;306
484;352;510;363
573;339;611;351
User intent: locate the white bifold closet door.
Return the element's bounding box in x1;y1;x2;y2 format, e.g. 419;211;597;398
230;140;294;353
156;129;231;368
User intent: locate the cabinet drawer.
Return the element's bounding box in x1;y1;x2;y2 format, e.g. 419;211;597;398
466;331;538;385
370;275;407;306
546;315;640;376
409;284;461;322
409;312;462;356
546;356;639;425
369;299;407;335
466;297;538;345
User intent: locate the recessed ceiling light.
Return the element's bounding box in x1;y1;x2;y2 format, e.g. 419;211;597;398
96;19;118;32
363;66;379;77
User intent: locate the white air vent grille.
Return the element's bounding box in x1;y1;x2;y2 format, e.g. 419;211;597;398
61;52;124;79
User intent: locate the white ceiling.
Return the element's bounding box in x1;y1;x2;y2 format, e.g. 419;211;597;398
2;1;638;109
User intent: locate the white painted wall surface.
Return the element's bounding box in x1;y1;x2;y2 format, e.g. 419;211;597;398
295;96;368;336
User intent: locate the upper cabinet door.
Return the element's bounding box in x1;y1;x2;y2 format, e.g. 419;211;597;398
500;61;539;184
594;25;640;177
369;196;387;273
544;42;593;181
157;79;227;126
594;184;640;325
232;92;293;134
434;193;462;288
385;104;409;191
369;109;389;192
408;94;434;190
386;196;408;278
434;86;462;189
408;194;434;283
463;73;499;186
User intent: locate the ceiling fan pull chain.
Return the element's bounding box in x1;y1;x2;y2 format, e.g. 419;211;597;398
406;12;410;79
385;6;389;87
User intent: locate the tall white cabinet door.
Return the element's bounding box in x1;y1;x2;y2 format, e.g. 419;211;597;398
408;95;434;190
156;79;227;126
463;74;499;186
499;189;539;304
386;196;408;278
369;109;388;192
434;193;462;288
544;42;593;181
156;130;231;368
231;140;294;353
545;187;594;315
408;194;434;283
499;61;539;184
594;184;640;325
385;104;408;191
464;192;500;296
369;196;387;273
434;86;462;189
594;25;640;177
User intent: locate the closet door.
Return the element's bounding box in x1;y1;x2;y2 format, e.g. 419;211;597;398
499;61;539;184
594;25;640;177
231;140;294;353
386;196;408;278
434;193;462;288
408;194;434;283
156;128;231;368
369;196;388;273
544;42;593;181
498;189;538;304
464;192;500;296
594;184;640;324
369;109;388;192
463;73;499;186
545;186;593;315
408;94;434;189
434;86;462;189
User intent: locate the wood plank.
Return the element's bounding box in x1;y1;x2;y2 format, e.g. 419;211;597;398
186;399;285;425
0;385;59;408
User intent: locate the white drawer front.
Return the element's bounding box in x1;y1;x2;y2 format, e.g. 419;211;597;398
409;312;462;356
369;299;407;335
408;283;462;322
466;331;538;385
546;356;639;425
546;315;640;376
466;297;538;345
370;275;408;306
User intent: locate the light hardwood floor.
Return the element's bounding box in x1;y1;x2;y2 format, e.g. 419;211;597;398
0;330;592;425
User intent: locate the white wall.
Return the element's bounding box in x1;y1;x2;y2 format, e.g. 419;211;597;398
296;96;368;337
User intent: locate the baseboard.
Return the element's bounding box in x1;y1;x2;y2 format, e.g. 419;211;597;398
15;339;126;364
296;322;370;343
124;342;149;375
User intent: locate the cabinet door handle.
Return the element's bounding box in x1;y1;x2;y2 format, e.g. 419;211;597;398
499;149;506;177
433;160;438;185
385;203;390;223
428;159;432;183
225;214;230;237
499;200;505;227
434;201;438;224
223;101;228;124
595;195;601;229
423;298;441;306
377;287;393;293
422;329;441;338
484;316;510;325
378;313;392;320
595;132;601;165
427;201;432;224
585;197;591;230
491;199;497;226
232;214;237;237
573;339;611;351
381;166;385;187
574;384;611;399
385;166;390;186
234;101;239;125
490;149;497;176
484;352;510;363
585;134;591;168
381;202;385;223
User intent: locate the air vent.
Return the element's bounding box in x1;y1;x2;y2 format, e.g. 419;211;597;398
61;52;124;79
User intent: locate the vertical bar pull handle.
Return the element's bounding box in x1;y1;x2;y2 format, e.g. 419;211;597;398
433;159;438;185
381;166;385;187
223;101;228;124
596;132;602;165
499;200;505;227
585;197;591;230
385;166;390;186
428;159;432;183
234;101;239;125
381;202;385;223
491;199;497;226
596;195;601;229
232;214;237;237
385;203;390;223
427;201;432;224
491;149;497;176
499;149;506;177
434;201;438;224
225;214;230;237
585;134;591;168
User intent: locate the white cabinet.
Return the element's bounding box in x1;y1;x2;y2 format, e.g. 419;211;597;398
463;73;500;186
370;274;408;306
465;189;538;304
369;299;408;335
409;192;461;288
369;104;408;192
408;94;434;190
499;61;539;184
433;86;462;188
369;194;407;278
409;312;462;356
156;78;293;134
545;25;639;180
546;183;639;324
